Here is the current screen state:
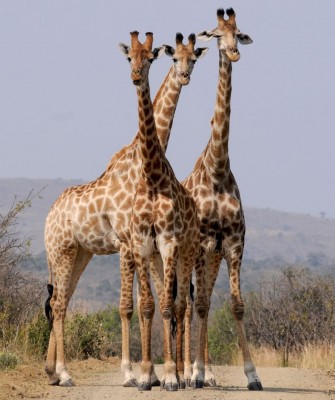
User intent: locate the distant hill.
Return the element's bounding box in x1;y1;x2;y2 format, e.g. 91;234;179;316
1;178;334;310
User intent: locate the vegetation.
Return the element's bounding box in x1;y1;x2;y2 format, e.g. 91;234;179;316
245;267;335;366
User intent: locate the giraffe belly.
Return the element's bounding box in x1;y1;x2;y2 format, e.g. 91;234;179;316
72;216;122;255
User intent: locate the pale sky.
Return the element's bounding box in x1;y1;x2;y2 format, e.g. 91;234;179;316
1;0;334;218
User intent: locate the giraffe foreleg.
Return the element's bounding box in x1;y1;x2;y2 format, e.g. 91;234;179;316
159;250;179;392
203;255;221;387
135;254;155;391
183;292;193;387
119;248;137;387
191;253;209;389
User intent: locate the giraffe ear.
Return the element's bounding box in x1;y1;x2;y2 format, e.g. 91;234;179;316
119;42;130;56
164;45;175;57
195;47;209;59
237;33;253;45
152;46;166;59
197;31;215;42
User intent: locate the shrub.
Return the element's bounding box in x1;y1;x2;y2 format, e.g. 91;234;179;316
246;266;335;366
99;306;141;361
208;301;238;365
27;308;50;357
64;312;106;360
0;352;18;370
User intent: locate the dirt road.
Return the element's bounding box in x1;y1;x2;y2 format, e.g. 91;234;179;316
1;359;334;400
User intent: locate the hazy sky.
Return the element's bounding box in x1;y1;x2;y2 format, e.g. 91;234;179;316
1;1;335;219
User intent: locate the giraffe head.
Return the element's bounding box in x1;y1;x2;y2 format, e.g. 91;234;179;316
197;8;252;62
119;31;165;86
164;33;208;85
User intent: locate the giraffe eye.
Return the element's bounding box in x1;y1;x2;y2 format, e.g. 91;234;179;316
172;58;177;63
192;59;197;64
127;57;131;63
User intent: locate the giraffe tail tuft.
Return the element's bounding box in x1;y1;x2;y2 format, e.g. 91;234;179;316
171;278;194;338
45;284;54;330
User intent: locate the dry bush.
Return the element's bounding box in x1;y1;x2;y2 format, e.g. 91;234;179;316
245;266;335;366
0;194;44;351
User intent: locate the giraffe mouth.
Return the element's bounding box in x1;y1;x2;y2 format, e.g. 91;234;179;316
132;78;142;86
179;77;190;86
225;50;240;62
177;73;190;86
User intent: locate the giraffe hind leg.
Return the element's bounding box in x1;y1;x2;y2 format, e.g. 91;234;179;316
228;247;263;391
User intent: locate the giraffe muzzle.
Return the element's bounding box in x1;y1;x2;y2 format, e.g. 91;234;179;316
131;69;142;85
132;78;142;86
226;47;240;62
178;72;190;86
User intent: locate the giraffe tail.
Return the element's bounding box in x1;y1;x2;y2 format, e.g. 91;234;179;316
45;283;54;330
171;278;194;338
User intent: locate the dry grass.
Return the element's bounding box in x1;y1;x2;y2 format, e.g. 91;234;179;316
0;357;119;400
233;343;335;369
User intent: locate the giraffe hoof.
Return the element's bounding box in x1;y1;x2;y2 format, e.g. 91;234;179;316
178;380;186;389
48;377;60;386
191;379;204;389
204;378;217;387
123;378;138;387
59;378;75;387
248;381;263;391
151;378;160;387
165;382;178;391
185;378;191;387
138;382;152;391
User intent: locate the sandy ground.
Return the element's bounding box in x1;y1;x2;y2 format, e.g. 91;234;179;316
0;358;334;400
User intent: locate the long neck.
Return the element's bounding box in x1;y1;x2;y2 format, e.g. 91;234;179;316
137;81;164;184
204;50;232;177
152;66;182;153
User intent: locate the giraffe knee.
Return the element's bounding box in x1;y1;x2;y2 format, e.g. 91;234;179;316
119;300;134;320
160;298;174;320
231;299;244;320
194;297;209;319
141;297;155;319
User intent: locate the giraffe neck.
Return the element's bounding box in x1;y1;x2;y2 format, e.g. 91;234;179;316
137;82;163;184
153;66;182;153
204;50;232;177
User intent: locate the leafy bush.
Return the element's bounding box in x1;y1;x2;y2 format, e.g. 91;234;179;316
0;352;18;370
99;306;141;361
64;312;107;360
208;301;238;364
27;308;50;357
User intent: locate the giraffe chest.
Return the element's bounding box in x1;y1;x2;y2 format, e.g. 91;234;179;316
192;187;245;254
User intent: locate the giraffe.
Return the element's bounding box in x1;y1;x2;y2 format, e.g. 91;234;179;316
120;31;205;392
181;8;263;390
43;32;207;387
